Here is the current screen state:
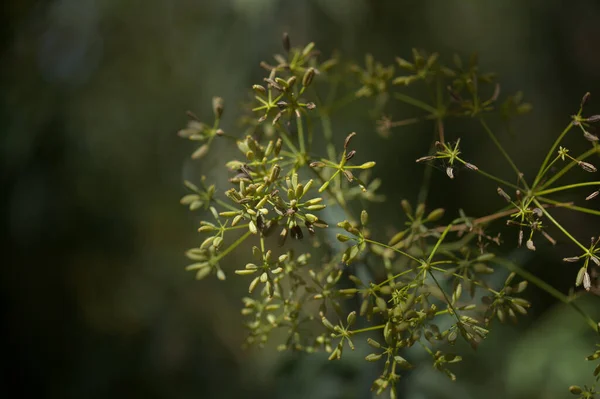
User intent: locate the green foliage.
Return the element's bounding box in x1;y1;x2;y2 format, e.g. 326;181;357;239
178;34;600;397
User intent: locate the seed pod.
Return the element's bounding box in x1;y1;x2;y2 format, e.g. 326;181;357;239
581;92;591;108
497;187;511;202
212;97;224;118
586;191;599;200
583;131;599;141
290;225;303;240
578;161;597;173
282;32;290;52
345;150;356;160
583;270;592;291
416;155;435;163
586;115;600;123
302;67;315;87
344;132;357;149
526;239;536;251
252;84;266;95
446;167;454;179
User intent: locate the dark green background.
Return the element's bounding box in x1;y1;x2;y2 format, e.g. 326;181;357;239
2;1;600;398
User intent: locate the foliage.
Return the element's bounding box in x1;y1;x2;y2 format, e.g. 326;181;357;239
178;33;600;398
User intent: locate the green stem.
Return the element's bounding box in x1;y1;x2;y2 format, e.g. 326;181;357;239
479;117;527;189
535;181;600;196
537;197;600;217
533;123;574;188
492;257;598;333
427;223;454;263
296;112;306;155
215;230;253;262
375;267;417;288
532;198;588;252
348;324;385;335
364;238;422;263
457;158;521;190
394;92;437;114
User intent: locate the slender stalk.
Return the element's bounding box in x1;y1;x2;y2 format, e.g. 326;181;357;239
533;123;574;188
457;158;521;191
533;198;588;252
537;197;600;217
215;230;253;261
364;238;421;263
479;118;528;189
394;93;437;114
348;324;385;335
296;112;306;155
535;181;600;196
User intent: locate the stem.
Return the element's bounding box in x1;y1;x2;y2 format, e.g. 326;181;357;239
296;112;306;155
348;324;385;335
427;223;454;263
537;197;600;217
375;267;418;288
215;230;253;262
479;117;527;189
364;238;422;263
457;158;521;190
394;92;437;114
223;224;250;231
532;198;588;252
492;257;598;333
533;123;573;188
535;181;600;196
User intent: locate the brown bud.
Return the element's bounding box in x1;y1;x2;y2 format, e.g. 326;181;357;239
586;191;599;200
305;102;316;110
346;150;356;160
465;163;478;171
497;187;511;202
212;97;224;118
578;161;597;173
585;115;600;123
563;256;580;263
344;132;357;149
583;131;599;141
581;92;591;108
282;32;290;52
446;167;454;179
526;239;536;251
416;156;435;163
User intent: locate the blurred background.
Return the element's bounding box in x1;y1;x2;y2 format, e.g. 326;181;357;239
2;0;600;398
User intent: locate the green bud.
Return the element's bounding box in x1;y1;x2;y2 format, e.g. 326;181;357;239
302;67;315;87
359;161;376;169
365;353;383;362
388;230;406;246
337;234;350;242
569;386;582;395
401;199;412;215
346;311;356;326
360;210;368;226
426;208;445;222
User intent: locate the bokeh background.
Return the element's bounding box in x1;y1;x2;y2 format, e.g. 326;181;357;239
2;1;600;398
